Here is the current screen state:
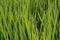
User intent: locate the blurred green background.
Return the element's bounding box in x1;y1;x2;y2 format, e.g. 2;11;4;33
0;0;60;40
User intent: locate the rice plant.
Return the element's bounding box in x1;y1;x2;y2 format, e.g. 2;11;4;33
0;0;60;40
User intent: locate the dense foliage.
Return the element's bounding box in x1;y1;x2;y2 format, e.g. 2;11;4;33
0;0;60;40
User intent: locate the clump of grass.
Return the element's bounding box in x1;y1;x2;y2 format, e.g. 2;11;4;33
0;0;60;40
